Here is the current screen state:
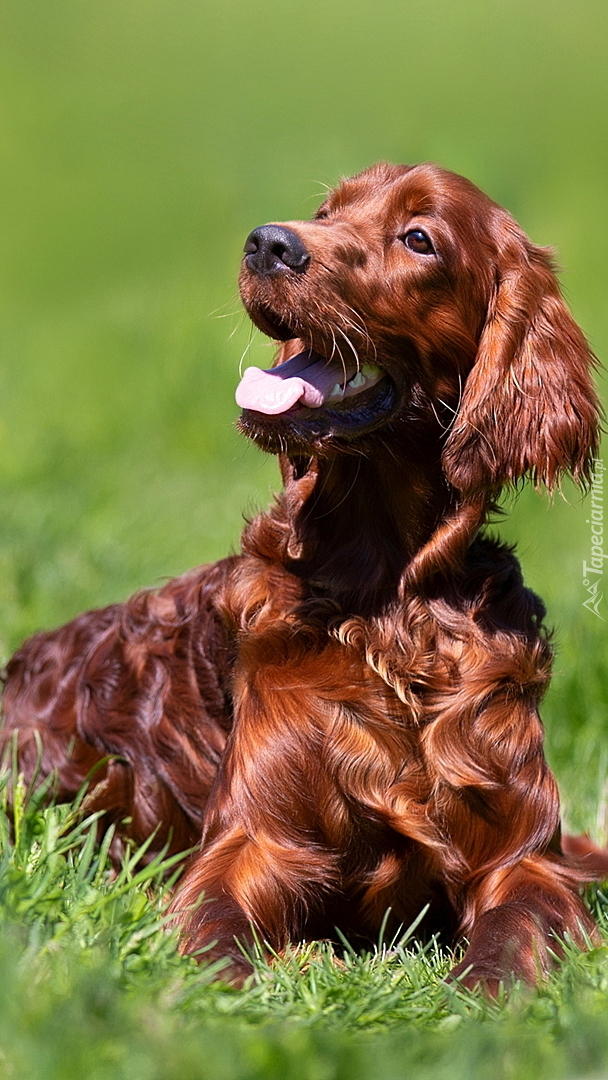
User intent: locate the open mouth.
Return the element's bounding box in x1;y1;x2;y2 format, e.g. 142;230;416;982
235;346;398;451
236;350;385;414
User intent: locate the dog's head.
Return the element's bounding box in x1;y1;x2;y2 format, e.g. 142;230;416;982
237;163;600;493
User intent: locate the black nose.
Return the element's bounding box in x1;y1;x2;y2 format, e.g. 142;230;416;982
244;225;310;276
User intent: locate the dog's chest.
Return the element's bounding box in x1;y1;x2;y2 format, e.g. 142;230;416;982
237;613;426;789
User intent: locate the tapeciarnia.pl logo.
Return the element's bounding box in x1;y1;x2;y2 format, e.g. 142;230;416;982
582;458;605;619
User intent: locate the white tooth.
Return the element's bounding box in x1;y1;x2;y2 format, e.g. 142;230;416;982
348;371;367;389
327;383;344;400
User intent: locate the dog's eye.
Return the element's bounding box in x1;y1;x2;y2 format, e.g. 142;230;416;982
402;230;435;255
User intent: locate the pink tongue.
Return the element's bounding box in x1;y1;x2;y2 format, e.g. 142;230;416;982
235;351;354;416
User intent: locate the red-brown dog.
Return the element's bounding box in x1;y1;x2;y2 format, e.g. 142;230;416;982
2;163;605;992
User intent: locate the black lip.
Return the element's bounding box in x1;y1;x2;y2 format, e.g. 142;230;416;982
245;302;297;342
237;376;398;455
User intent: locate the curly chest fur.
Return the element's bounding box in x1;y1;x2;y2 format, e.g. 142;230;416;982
218;543;555;876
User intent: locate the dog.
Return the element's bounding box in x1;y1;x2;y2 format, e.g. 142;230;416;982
1;162;604;992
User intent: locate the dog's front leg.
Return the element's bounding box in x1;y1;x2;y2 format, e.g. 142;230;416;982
423;679;597;991
449;855;597;993
170;658;341;984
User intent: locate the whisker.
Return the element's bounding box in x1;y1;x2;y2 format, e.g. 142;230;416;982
429;399;452;432
229;311;249;342
319;298;377;365
335;325;361;376
214;309;246;320
238;323;256;376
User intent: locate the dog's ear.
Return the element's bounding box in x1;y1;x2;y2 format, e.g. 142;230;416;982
442;223;601;494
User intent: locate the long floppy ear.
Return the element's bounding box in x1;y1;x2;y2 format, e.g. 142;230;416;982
442;224;601;495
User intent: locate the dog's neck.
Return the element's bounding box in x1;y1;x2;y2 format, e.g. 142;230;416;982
241;439;482;616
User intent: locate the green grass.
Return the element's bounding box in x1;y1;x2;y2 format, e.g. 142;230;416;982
3;773;608;1079
1;0;608;1075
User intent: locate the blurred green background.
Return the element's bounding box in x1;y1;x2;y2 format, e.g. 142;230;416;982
0;0;606;824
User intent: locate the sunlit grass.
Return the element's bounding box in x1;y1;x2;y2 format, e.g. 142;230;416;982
2;769;608;1078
